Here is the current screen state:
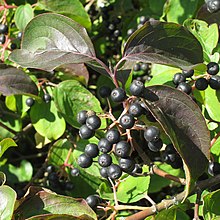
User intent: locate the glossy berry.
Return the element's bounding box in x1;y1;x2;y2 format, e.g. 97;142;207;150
209;75;220;89
141;63;149;71
128;102;144;117
133;63;141;71
130;80;144;96
98;138;112;153
115;141;131;158
0;24;8;34
107;164;122;180
17;32;22;40
177;82;192;94
139;16;148;24
111;88;126;102
99;86;111;98
148;138;163;152
127;28;135;36
144;126;160;142
86;195;100;210
26;97;35;107
173;73;186;85
108;23;115;31
207;0;220;13
86;115;101;130
131;164;143;174
113;29;121;37
207;62;219;75
77;110;88;125
100;167;108;178
105;129;120;144
0;34;6;44
46;165;55;173
85;143;99;158
98;154;112;167
70;168;80;176
78;153;93;168
10;43;17;50
182;69;194;78
79;125;94;139
119;157;135;172
208;161;220;176
195;78;208;90
119;114;135;129
43;93;51;103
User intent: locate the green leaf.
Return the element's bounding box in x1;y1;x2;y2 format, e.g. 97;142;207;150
0;67;38;96
0;172;6;186
9;13;96;72
14;188;97;220
30;89;66;140
0;185;16;220
184;19;218;61
14;4;34;31
53;80;105;128
165;0;200;24
142;85;210;199
203;189;220;220
1;160;33;183
122;20;204;71
205;87;220;122
37;0;91;29
0;138;17;159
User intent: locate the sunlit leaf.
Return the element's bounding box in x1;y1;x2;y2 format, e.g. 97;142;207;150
0;138;17;159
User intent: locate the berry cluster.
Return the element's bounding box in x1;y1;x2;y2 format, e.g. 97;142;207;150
0;23;8;45
25;93;52;107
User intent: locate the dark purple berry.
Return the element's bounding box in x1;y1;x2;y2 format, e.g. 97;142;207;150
182;69;194;78
77;153;93;168
98;138;112;153
26;97;35;107
77;110;88;125
207;62;219;75
0;34;6;44
127;28;135;36
0;23;8;34
207;0;220;13
107;164;122;180
119;114;135;129
209;75;220;89
131;164;143;174
84;143;99;158
130;80;144;96
208;161;220;176
79;125;95;139
43;93;51;103
144;126;160;142
99;86;111;98
195;78;208;90
141;63;149;71
100;167;108;178
111;88;126;102
105;129;120;144
177;82;192;94
86;115;101;130
128;102;144;117
173;73;186;85
98;154;112;167
115;141;131;158
148;138;163;152
133;63;141;71
119;157;135;172
70;168;80;176
10;43;17;50
46;165;55;173
113;29;120;37
86;195;100;210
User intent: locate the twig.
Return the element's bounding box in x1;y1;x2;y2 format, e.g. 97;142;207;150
108;177;119;206
0;121;17;135
193;191;202;220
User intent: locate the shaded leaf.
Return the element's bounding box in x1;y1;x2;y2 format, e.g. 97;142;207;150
53;80;105;129
0;67;38;96
14;188;97;220
203;189;220;220
14;4;34;31
0;138;17;159
0;172;6;186
142;85;210;199
0;185;16;220
37;0;91;29
122;20;204;71
10;13;96;72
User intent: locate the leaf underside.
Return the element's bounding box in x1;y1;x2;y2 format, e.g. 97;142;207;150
142;85;210;198
123;20;204;70
9;13;96;72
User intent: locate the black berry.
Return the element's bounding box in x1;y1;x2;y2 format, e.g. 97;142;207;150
209;75;220;89
182;69;194;78
70;168;80;176
207;62;219;75
84;143;99;158
100;167;108;178
86;115;101;130
139;16;148;24
0;24;8;34
77;153;93;168
113;29;121;37
26;97;35;107
10;43;17;50
173;73;186;85
98;138;112;153
98;154;112;167
130;80;144;96
86;195;100;210
99;86;111;98
111;88;126;102
107;164;122;180
119;157;135;172
148;138;163;152
144;126;160;142
0;34;6;44
46;165;55;173
131;164;143;175
208;161;220;176
133;63;141;71
77;110;88;125
115;141;131;158
127;28;135;36
141;63;149;72
43;93;51;103
177;82;192;94
79;125;95;139
195;78;208;90
105;129;120;144
207;0;220;13
119;114;135;129
128;102;144;117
